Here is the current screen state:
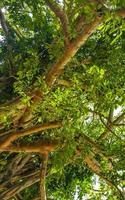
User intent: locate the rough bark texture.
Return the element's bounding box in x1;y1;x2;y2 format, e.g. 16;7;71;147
46;16;102;86
0;121;61;148
40;154;48;200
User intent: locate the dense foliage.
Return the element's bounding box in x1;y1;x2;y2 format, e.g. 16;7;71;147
0;0;125;200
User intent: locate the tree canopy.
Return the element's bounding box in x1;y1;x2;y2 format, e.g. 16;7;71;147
0;0;125;199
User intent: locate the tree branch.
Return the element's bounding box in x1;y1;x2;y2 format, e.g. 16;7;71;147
84;152;101;173
0;8;9;36
76;133;106;157
84;154;125;200
45;0;70;45
46;15;102;86
98;111;125;140
0;121;61;148
45;7;125;87
0;8;15;74
15;194;23;200
99;115;122;140
12;155;31;175
107;108;114;124
113;9;125;18
0;141;57;153
113;112;125;124
0;171;39;200
40;154;48;200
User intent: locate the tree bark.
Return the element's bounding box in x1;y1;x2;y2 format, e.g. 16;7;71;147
40;154;48;200
45;16;102;86
0;121;61;148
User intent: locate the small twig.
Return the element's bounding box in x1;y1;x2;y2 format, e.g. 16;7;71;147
113;123;125;126
99;115;122;140
113;112;125;124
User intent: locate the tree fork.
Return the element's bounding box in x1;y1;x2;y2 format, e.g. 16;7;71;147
45;15;103;86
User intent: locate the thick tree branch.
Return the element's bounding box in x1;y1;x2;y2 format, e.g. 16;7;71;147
40;154;48;200
45;8;125;87
0;121;61;148
0;141;57;153
84;153;101;173
46;15;102;86
45;0;69;45
77;133;106;157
